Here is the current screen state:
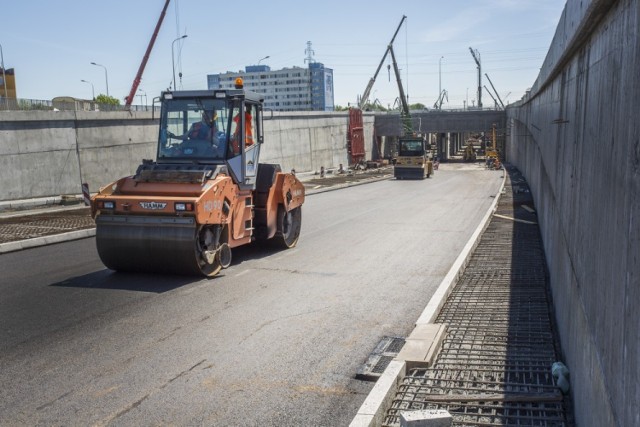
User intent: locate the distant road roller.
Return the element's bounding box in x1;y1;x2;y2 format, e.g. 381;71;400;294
394;136;434;179
91;79;304;277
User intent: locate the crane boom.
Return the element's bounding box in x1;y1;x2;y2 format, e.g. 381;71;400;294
388;45;412;135
388;46;408;117
483;85;498;108
484;73;505;109
124;0;171;106
359;15;406;109
434;89;448;109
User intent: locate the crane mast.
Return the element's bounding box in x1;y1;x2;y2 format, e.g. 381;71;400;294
469;47;482;108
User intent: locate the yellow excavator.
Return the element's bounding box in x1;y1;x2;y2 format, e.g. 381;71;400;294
91;78;305;277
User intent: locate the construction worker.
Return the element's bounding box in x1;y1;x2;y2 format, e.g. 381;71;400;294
169;111;215;141
231;104;254;155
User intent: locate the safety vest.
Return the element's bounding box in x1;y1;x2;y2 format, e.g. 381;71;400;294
232;112;254;152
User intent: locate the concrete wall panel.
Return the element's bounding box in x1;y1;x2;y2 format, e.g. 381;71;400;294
507;1;639;425
0;110;372;201
0;150;81;200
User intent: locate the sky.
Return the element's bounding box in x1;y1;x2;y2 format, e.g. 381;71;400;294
1;0;566;109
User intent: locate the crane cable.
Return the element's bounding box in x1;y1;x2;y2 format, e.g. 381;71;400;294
174;0;185;89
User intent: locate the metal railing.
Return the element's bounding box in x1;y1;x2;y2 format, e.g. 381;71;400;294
0;97;157;112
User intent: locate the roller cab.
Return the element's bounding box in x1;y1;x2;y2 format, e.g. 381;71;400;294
91;85;304;277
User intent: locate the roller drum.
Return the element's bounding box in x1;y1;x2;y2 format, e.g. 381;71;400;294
95;215;202;276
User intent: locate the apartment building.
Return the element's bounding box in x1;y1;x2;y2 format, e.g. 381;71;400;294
207;62;334;111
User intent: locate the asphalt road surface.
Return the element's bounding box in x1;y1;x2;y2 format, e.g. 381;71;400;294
0;164;503;426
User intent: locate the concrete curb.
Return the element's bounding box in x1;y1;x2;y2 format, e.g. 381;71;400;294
0;196;66;212
305;174;392;196
0;229;96;254
0;204;88;219
349;170;507;427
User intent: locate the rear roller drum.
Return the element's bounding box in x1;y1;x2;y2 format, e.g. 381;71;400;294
273;206;302;248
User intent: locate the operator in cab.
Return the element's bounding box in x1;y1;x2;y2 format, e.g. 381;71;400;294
163;109;226;159
168;111;215;141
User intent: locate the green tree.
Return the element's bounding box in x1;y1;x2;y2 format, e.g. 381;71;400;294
95;94;121;106
409;103;426;110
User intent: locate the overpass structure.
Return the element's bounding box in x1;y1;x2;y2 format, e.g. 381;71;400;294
374;109;506;161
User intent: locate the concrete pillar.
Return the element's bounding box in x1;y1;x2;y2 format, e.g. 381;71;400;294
446;132;451;159
439;133;447;161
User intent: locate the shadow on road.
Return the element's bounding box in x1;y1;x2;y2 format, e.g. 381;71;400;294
51;268;195;293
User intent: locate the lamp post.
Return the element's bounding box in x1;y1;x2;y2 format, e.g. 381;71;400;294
0;42;8;100
438;56;444;99
172;35;187;91
81;79;95;100
257;55;270;65
90;62;109;97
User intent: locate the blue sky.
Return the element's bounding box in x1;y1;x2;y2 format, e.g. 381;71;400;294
1;0;565;108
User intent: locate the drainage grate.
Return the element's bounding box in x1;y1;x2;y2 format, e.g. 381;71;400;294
356;336;405;382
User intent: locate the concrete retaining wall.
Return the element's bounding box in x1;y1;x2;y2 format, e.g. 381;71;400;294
0;110;373;201
506;1;639;426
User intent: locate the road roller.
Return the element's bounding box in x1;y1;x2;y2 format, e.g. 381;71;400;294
394;136;434;179
91;79;305;277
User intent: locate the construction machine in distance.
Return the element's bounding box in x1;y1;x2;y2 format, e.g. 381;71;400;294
395;135;434;179
90;78;305;277
384;18;433;180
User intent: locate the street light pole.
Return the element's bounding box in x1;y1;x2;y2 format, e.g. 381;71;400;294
438;56;444;100
90;62;109;96
81;79;95;100
172;35;187;91
0;42;8;100
257;55;270;65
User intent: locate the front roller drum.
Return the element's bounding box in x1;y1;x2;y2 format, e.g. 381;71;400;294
95;215;227;277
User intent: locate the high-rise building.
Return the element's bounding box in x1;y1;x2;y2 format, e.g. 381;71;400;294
207;63;334;112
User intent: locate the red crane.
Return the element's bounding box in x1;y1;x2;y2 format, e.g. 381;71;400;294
124;0;171;106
